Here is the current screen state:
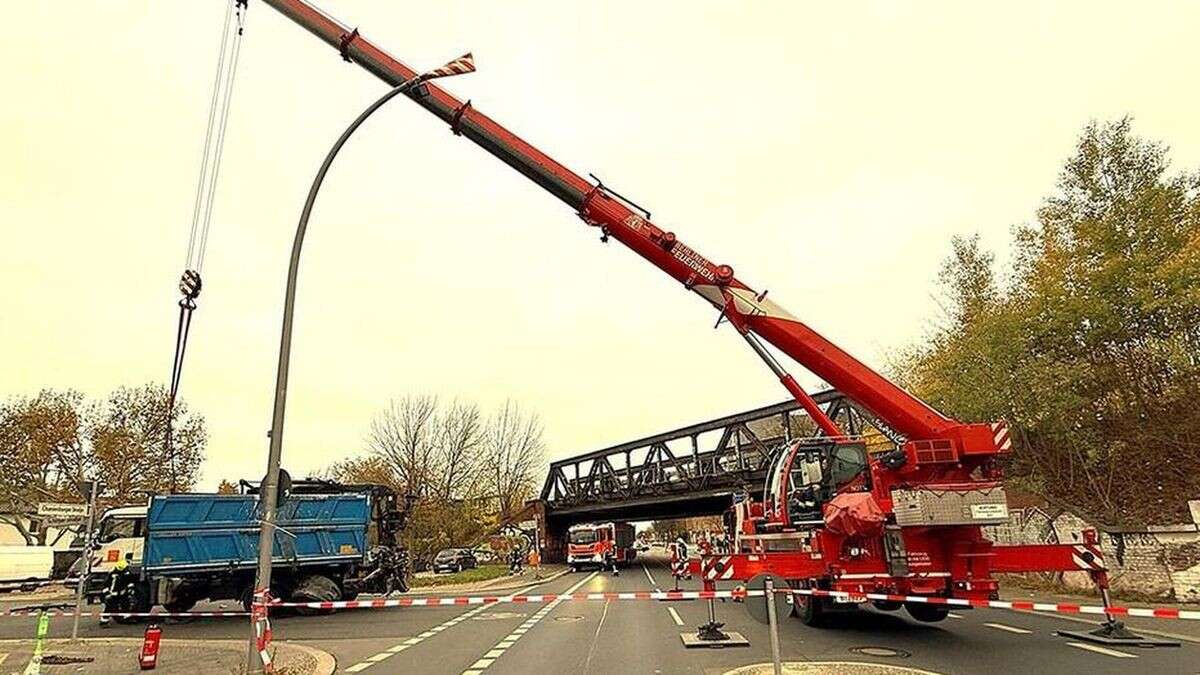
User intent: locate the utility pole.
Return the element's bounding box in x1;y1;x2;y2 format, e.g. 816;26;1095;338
71;479;100;640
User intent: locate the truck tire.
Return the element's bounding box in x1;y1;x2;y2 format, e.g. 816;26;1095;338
905;602;949;623
292;574;339;616
872;600;903;612
164;593;198;613
792;592;826;627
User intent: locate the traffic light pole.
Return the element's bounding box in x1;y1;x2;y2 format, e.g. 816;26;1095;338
71;479;100;641
247;53;473;670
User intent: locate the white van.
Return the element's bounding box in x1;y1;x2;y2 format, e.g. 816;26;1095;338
0;546;55;589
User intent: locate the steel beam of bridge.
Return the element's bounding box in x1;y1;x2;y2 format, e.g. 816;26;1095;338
539;389;895;524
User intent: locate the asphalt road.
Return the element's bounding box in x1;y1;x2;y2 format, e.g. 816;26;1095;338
1;553;1195;674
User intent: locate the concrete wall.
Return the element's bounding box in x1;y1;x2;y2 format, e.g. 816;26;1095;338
985;502;1200;603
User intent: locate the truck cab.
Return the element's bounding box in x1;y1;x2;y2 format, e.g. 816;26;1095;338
83;505;147;601
567;522;636;570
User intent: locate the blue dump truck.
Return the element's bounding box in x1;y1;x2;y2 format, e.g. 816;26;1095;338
96;480;410;617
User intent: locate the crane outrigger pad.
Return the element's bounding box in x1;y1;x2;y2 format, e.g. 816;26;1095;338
680;631;749;648
1056;622;1180;648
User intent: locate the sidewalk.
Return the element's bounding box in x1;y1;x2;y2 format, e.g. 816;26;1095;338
0;638;334;674
999;584;1200;644
407;564;569;596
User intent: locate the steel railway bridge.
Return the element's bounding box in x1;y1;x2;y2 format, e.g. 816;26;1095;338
527;389;899;560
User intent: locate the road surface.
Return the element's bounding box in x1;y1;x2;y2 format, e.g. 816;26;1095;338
0;553;1194;674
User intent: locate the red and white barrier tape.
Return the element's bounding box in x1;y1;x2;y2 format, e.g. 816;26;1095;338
275;589;758;610
6;588;1195;622
2;609;248;618
785;588;1200;620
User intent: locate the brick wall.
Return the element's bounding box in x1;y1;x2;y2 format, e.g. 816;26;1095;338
985;505;1200;603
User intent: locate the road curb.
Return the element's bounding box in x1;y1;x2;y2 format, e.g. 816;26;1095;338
283;640;337;675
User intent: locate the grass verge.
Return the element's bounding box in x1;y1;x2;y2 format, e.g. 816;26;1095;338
411;564;512;588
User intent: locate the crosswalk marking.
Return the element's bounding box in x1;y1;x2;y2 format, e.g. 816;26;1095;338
459;571;600;675
984;622;1032;634
1066;642;1138;659
341;582;543;673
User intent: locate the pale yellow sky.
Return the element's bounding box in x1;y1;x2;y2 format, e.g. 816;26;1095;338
3;1;1198;488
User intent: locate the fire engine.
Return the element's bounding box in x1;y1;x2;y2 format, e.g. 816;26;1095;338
248;0;1126;641
567;523;637;571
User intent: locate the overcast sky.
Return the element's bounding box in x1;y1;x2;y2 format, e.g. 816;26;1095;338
3;1;1198;488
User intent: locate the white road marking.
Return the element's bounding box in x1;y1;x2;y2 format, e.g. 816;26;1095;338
984;622;1032;634
1066;642;1138;659
667;606;685;626
459;571;600;675
947;612;963;619
343;582;541;672
642;563;660;591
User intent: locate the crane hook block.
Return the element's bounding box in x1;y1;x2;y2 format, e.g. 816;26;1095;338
179;270;203;301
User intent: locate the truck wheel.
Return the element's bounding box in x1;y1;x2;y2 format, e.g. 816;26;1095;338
872;600;903;612
792;592;825;627
905;602;949;623
164;593;197;613
292;574;339;616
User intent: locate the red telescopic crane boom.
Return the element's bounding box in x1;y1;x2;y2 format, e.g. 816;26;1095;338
259;0;999;455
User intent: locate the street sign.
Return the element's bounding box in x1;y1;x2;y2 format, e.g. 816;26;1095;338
36;502;89;519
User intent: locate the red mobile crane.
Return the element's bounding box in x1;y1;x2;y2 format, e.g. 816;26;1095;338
257;0;1114;630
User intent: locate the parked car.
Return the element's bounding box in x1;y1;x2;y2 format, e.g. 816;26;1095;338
432;548;478;574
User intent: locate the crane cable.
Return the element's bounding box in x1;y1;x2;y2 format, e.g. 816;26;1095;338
167;0;248;484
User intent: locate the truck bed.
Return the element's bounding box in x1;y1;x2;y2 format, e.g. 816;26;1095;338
143;493;370;573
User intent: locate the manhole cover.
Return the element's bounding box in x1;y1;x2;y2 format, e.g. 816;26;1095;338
554;615;584;622
850;646;911;658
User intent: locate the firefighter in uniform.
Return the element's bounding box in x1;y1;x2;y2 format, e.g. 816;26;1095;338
99;557;135;627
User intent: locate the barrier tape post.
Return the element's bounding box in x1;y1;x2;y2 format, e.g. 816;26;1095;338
251;589;274;673
765;577;782;675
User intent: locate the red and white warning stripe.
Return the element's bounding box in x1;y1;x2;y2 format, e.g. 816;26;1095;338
784;588;1200;620
1071;544;1105;570
702;556;736;581
990;421;1012;452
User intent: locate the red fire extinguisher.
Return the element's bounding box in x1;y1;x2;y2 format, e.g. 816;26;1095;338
139;624;162;670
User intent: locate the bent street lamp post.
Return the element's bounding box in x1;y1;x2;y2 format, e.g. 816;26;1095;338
248;54;475;672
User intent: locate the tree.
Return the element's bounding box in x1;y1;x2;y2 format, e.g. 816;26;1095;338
895;119;1200;527
0;390;90;545
481;401;545;520
216;479;238;495
367;396;440;499
90;384;206;504
434;401;483;501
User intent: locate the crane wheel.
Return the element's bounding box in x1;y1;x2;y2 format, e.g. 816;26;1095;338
792;592;826;627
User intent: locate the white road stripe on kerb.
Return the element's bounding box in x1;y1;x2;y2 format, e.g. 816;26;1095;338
947;612;964;619
343;583;541;673
461;571;600;675
984;622;1032;635
667;606;685;626
1066;642;1138;659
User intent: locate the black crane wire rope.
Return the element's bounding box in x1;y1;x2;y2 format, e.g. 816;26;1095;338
167;0;248;489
